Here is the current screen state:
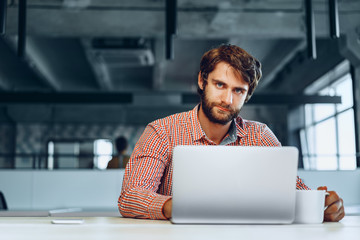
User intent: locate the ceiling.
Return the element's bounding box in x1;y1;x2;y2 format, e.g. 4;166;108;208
0;0;359;123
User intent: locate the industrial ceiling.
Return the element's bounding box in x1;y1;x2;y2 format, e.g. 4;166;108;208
0;0;359;123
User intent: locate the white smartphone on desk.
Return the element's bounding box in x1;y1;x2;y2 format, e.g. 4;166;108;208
51;219;84;224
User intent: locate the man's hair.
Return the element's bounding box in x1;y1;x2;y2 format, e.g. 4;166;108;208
115;136;128;153
198;44;262;102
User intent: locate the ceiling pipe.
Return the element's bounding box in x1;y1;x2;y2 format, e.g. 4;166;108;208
304;0;316;60
165;0;177;60
18;0;27;57
329;0;340;39
0;92;341;105
0;92;133;104
0;0;6;35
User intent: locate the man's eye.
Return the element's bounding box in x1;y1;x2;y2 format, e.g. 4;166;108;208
235;89;244;94
216;83;223;88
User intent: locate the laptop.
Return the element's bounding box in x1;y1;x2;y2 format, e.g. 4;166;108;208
171;146;299;224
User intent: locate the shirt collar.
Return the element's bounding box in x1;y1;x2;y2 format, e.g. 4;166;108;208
219;120;237;145
235;116;248;139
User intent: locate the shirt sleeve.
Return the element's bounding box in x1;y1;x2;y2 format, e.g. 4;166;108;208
296;176;311;190
260;124;281;147
260;124;311;190
118;123;172;220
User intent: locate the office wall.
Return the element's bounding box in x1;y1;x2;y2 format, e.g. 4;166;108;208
298;169;360;206
0;169;359;211
0;170;124;210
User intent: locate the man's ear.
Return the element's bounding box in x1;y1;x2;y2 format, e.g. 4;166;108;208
198;72;204;90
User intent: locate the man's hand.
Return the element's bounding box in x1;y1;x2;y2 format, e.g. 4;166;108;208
317;186;345;222
162;199;172;219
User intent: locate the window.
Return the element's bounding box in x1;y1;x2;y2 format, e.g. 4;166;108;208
300;73;356;170
47;139;114;170
94;139;113;170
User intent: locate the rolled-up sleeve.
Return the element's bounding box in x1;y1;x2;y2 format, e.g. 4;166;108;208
118;123;172;219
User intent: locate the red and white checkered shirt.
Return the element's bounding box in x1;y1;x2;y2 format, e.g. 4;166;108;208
118;105;310;219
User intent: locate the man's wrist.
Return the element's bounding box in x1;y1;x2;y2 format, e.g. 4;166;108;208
162;199;173;219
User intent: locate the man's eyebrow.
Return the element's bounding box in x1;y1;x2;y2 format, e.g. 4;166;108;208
235;86;248;92
211;79;225;83
211;79;229;86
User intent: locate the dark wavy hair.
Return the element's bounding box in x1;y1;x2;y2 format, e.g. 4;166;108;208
198;44;262;102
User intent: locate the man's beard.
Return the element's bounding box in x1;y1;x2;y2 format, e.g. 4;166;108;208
200;91;241;125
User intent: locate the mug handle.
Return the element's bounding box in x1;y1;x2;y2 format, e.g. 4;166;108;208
324;192;330;210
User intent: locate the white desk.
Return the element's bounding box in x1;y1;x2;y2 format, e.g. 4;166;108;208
0;216;360;240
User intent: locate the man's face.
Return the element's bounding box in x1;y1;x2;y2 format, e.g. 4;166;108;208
199;62;249;125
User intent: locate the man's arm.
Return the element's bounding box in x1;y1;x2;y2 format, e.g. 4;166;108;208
118;123;172;220
162;198;172;219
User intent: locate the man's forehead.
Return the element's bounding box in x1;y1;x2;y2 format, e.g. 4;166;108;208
211;62;248;88
212;62;242;76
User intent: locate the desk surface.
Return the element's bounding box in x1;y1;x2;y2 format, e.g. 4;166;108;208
1;216;360;240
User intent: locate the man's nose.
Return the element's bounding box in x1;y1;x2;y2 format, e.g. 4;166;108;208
222;90;233;105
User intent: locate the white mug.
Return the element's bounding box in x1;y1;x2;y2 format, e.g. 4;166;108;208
294;190;328;224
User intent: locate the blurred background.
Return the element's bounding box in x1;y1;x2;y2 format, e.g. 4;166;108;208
1;0;360;213
0;0;359;171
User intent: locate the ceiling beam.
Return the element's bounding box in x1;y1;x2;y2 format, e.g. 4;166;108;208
4;5;360;38
25;38;100;91
165;0;177;60
329;0;340;39
0;37;53;91
0;92;133;104
305;0;316;60
0;0;6;35
268;38;345;94
17;0;27;58
0;92;341;105
258;40;304;92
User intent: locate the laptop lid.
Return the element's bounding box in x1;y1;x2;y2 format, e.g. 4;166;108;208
171;146;298;224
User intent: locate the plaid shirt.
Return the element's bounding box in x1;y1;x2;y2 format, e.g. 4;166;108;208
118;105;310;220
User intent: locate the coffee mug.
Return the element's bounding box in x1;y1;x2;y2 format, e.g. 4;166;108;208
294;190;328;224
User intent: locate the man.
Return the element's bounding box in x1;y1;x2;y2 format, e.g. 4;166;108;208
118;44;345;222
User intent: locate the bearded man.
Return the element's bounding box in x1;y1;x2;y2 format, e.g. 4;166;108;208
118;44;345;222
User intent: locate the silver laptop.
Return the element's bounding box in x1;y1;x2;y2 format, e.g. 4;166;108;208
171;146;298;224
